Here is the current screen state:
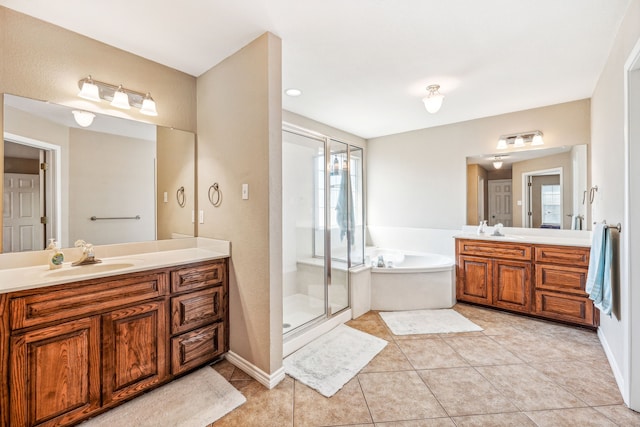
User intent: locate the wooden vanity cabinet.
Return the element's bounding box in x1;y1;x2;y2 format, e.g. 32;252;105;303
456;238;597;327
0;258;229;427
456;240;532;313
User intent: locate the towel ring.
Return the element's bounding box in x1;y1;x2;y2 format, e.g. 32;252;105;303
208;183;222;207
176;186;186;207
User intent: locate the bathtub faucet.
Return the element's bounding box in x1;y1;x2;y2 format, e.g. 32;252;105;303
377;255;385;268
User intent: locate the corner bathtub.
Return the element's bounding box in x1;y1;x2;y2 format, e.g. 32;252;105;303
368;249;456;311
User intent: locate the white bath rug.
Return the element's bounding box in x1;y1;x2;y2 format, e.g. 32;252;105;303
379;309;483;335
283;324;387;397
81;366;245;427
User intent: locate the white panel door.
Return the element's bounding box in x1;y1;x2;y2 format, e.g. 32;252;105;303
488;179;512;226
3;173;42;252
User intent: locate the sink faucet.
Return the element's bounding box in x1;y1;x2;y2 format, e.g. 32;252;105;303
72;240;102;266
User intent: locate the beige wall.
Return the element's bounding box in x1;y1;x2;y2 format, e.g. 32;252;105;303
196;33;283;375
367;99;591;230
156;127;196;240
511;151;573;228
0;6;197;251
466;164;488;225
591;0;640;407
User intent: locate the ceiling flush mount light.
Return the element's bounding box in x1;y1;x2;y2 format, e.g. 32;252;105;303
285;88;302;97
496;131;544;149
76;76;158;116
72;110;95;127
422;84;444;114
493;156;505;169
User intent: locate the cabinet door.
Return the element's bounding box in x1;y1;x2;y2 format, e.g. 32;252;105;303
102;300;168;406
171;286;224;335
457;255;493;304
493;260;532;313
10;317;101;427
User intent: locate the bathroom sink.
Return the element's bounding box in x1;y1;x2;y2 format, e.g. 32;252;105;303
43;260;140;278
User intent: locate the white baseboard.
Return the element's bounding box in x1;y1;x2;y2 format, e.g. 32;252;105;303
598;328;628;404
225;351;285;390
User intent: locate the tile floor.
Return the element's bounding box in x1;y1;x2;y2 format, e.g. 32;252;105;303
211;303;640;426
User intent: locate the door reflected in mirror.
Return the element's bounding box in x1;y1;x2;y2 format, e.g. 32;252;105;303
2;94;195;253
466;144;588;230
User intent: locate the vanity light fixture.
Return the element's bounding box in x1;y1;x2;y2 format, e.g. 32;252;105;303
72;110;96;127
422;84;444;114
76;76;158;116
496;131;544;149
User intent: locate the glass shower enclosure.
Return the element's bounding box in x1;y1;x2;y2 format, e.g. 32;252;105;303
282;126;364;336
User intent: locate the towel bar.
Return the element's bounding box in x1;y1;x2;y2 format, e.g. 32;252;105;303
593;221;621;232
90;215;141;221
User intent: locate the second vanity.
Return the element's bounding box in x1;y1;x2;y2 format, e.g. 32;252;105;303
0;238;230;427
455;228;597;328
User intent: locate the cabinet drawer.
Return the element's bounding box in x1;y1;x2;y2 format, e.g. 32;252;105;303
534;290;596;326
10;272;168;330
171;287;224;335
171;261;225;293
171;323;225;375
535;264;587;295
457;239;531;261
534;245;590;267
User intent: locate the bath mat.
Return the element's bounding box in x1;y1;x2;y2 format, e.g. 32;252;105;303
379;309;483;335
283;324;387;397
81;366;245;427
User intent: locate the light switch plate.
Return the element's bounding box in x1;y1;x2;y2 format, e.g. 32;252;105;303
198;210;204;224
163;191;168;203
242;183;249;200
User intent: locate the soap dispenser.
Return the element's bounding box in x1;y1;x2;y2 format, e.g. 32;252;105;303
477;220;487;235
47;239;64;270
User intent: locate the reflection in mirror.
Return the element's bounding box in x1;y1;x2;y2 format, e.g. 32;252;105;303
466;145;588;230
2;94;195;253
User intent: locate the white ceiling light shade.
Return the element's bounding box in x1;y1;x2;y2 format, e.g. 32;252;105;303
422;84;444;114
72;110;96;127
111;85;131;109
77;76;101;102
493;160;503;169
496;138;508;149
140;93;158;116
285;88;302;97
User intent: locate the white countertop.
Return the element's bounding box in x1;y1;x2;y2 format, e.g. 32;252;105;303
455;226;592;247
0;238;230;294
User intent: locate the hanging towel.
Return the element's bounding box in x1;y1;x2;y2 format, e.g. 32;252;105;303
586;223;613;316
335;169;354;244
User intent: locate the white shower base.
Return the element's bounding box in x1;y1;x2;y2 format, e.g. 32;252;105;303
283;293;345;334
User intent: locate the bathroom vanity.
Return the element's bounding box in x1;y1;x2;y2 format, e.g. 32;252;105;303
0;240;229;427
455;236;598;328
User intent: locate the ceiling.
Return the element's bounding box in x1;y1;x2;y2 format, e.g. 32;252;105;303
0;0;632;139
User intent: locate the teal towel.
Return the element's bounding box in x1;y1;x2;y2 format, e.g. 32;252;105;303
586;223;613;316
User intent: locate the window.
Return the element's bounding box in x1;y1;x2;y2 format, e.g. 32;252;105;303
541;184;561;226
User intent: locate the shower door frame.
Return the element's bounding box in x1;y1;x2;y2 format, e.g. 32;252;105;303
282;123;363;337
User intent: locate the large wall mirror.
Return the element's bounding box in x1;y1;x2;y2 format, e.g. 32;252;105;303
2;94;195;253
466;144;588;231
